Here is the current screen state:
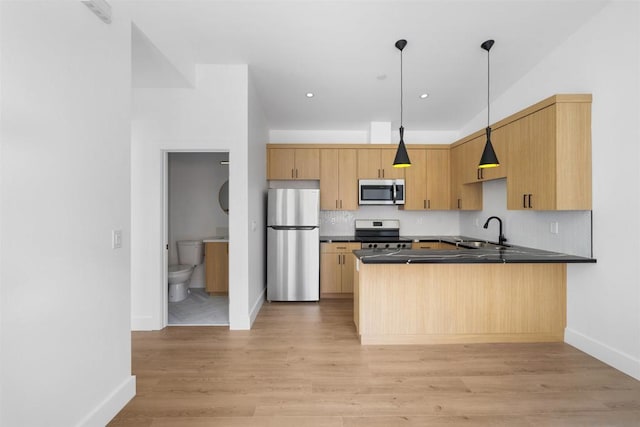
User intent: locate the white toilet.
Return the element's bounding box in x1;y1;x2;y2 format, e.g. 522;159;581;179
168;240;204;303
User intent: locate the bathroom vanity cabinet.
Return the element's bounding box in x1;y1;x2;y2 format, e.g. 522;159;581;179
205;242;228;295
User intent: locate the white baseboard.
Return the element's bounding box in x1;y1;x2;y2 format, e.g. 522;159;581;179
565;328;640;380
76;375;136;427
131;315;157;331
249;287;266;327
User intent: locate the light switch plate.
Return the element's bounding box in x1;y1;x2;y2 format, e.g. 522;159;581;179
550;222;559;234
112;229;122;249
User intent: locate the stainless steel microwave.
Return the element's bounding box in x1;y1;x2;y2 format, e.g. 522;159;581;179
358;179;405;205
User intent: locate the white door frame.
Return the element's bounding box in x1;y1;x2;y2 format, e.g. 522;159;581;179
162;149;230;327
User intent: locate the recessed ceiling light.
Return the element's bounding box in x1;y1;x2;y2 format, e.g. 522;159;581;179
306;92;314;98
420;93;429;99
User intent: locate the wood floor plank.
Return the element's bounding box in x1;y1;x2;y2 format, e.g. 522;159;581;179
109;300;640;426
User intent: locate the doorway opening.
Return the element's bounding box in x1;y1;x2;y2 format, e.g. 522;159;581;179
163;151;230;326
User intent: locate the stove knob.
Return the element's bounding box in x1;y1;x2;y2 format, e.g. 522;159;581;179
401;243;406;248
373;244;378;248
385;243;390;248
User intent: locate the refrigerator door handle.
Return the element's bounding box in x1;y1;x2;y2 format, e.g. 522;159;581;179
269;226;317;231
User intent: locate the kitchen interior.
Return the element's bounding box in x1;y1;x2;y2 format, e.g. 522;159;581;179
167;152;230;325
5;2;640;426
266;91;597;345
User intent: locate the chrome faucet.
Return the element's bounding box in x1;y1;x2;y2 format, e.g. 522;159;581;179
483;216;507;246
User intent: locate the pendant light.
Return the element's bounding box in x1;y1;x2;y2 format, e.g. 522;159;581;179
393;39;411;168
478;39;500;169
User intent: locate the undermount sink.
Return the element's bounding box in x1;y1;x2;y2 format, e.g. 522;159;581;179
456;240;510;250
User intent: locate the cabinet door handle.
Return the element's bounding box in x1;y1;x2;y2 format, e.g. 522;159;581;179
523;194;527;208
427;200;431;209
457;198;461;209
382;169;385;178
336;246;346;250
291;169;295;178
423;200;426;209
336;200;338;209
340;200;342;209
295;169;299;178
528;194;533;209
377;169;381;178
477;169;481;180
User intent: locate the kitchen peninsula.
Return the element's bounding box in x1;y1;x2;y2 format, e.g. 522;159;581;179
353;240;595;345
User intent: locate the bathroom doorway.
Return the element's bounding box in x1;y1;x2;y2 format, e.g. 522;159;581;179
164;151;230;326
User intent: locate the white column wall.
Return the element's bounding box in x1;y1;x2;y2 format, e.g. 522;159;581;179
247;74;268;323
1;2;134;425
132;65;252;330
459;2;640;379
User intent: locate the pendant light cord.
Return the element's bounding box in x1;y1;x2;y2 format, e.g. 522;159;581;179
400;48;403;127
487;48;490;127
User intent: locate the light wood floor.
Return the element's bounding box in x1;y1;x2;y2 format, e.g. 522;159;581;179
110;300;640;426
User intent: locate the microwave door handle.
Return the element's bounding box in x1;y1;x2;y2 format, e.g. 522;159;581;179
392;184;397;203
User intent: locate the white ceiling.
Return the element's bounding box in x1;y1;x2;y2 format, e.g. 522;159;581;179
127;0;608;131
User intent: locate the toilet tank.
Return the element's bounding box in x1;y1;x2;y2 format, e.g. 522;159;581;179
177;240;204;266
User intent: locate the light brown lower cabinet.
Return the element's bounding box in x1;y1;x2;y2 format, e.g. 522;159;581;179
320;242;360;298
356;262;567;345
205;242;228;295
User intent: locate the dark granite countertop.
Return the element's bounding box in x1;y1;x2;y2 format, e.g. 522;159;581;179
320;235;360;242
320;235;460;243
354;236;596;264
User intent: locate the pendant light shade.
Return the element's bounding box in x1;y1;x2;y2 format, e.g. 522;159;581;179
478;39;500;169
393;39;411;168
479;127;499;168
393;126;411;167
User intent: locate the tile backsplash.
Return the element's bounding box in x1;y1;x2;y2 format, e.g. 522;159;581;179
320;205;460;237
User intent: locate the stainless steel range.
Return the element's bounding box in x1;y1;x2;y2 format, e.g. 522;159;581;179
355;219;412;249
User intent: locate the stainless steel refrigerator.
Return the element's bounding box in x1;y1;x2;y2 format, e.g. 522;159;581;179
267;188;320;301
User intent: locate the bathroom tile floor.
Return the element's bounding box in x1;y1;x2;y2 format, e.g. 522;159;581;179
168;289;229;326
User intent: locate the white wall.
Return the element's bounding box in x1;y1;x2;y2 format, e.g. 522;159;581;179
168;152;229;288
0;2;134;426
132;64;253;330
459;1;640;379
247;74;268;323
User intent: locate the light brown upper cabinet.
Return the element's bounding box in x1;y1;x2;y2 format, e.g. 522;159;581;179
357;148;405;179
460;136;485;184
320;148;358;210
267;148;320;180
507;98;592;210
450;144;482;210
404;148;450;210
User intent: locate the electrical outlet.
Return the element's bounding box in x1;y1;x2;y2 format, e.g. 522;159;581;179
112;229;122;249
474;218;480;227
550;222;559;234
